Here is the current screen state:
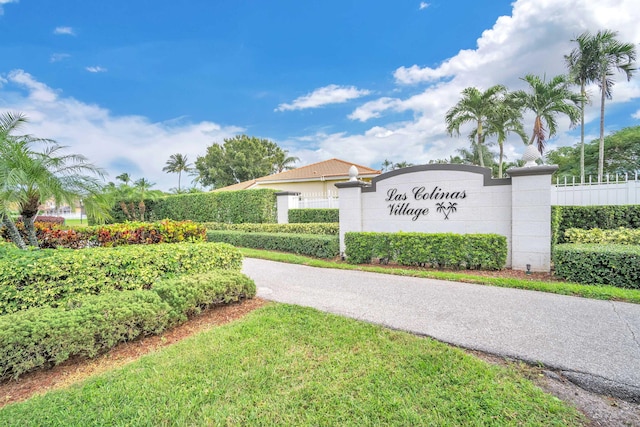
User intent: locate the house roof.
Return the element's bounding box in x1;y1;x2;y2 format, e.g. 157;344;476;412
214;158;381;191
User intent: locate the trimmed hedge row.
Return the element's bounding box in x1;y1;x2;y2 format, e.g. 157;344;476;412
288;208;339;223
345;232;507;270
108;189;278;224
564;227;640;245
553;244;640;289
0;242;243;315
0;270;256;379
207;230;340;258
204;222;339;235
553;205;640;243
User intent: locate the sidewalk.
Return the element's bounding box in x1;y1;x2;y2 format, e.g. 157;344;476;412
242;258;640;402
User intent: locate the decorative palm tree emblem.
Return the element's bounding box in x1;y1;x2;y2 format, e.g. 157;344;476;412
436;202;458;220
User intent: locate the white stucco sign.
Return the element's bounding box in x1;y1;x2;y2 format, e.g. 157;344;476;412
336;164;557;272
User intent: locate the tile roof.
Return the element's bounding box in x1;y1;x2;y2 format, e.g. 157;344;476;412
256;158;380;182
213;158;380;191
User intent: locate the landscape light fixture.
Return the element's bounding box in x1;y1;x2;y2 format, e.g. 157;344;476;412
526;264;531;275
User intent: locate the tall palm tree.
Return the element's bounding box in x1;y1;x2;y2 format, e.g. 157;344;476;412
445;85;507;168
273;150;300;173
565;31;600;183
483;99;527;177
115;172;131;185
162;153;192;192
589;30;636;182
512;74;582;155
0;112;109;248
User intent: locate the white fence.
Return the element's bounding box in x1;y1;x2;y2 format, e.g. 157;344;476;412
551;175;639;206
297;191;340;209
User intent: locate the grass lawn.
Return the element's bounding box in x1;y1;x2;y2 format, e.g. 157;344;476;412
63;218;86;227
239;248;640;304
0;304;584;426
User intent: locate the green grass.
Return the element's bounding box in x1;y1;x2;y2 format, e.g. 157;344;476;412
0;304;584;426
63;218;86;226
240;248;640;304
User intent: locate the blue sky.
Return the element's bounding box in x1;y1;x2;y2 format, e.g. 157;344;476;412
1;0;638;190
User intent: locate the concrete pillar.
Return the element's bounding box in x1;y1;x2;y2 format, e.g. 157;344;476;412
507;165;558;272
275;191;300;224
334;181;369;255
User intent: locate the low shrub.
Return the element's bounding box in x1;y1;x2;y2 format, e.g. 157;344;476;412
345;232;507;270
564;227;640;245
288;208;339;223
204;222;339;235
0;242;243;314
0;270;256;379
152;271;256;324
90;220;206;247
0;290;171;379
2;219;206;249
207;230;340;258
553;244;640;289
553;205;640;243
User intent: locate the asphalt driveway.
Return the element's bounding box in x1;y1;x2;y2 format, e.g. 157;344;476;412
242;257;640;402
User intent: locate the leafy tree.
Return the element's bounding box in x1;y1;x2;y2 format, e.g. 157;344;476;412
445;85;507;167
546;125;640;180
586;30;636;182
0;112;109;248
162;153;192;192
512;74;582;155
194;135;290;189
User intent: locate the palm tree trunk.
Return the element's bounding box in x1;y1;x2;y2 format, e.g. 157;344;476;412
598;75;606;183
178;171;182;192
580;83;585;184
476;120;485;168
22;214;40;248
1;213;27;250
498;139;504;178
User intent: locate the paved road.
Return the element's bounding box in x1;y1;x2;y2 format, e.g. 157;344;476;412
242;258;640;402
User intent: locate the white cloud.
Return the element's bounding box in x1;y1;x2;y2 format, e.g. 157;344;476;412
419;2;430;10
85;66;107;73
295;0;640;170
53;26;75;36
633;110;640;120
0;70;243;191
276;84;370;112
0;0;18;15
50;53;71;63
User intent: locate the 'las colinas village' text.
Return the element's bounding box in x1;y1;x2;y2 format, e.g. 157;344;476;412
386;186;467;221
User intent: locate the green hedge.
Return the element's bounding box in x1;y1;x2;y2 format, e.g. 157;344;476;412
553;205;640;243
345;232;507;270
553;244;640;289
0;270;256;379
564;227;640;245
207;230;340;258
204;222;339;235
288;208;339;223
109;189;278;224
152;271;256;324
0;242;243;315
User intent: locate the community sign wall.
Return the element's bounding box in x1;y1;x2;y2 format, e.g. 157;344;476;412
335;164;558;272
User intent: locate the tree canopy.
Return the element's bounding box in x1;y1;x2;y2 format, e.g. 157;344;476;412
546;125;640;180
194;135;294;189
